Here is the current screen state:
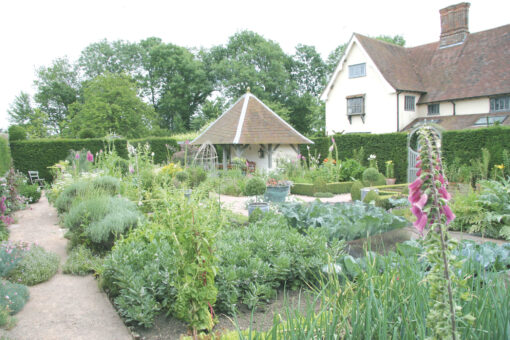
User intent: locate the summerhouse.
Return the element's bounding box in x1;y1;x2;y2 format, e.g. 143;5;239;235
191;90;313;172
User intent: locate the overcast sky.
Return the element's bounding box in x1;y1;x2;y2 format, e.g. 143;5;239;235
1;0;509;130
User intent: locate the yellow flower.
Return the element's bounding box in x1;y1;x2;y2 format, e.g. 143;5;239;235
495;164;505;170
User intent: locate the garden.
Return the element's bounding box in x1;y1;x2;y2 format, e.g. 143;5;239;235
1;126;510;339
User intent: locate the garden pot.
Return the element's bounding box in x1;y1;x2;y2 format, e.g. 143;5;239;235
264;185;290;203
247;202;270;215
386;178;396;185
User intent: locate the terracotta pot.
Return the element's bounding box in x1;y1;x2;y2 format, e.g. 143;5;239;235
386;178;396;185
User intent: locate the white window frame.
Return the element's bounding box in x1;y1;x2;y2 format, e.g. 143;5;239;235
348;63;366;78
490;96;510;112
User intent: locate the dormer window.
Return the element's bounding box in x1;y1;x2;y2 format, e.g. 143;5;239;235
349;63;366;78
490;96;510;112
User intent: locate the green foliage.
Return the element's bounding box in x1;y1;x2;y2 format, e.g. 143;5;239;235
290;183;315;196
9;137;178;181
362;167;380;186
280;201;408;241
362;190;379;204
326;181;353;194
63;245;103;276
7;126;26;142
186;167;207;188
64;196;142;250
244;177;266;197
313;192;334;198
68;73;157;138
0;137;11;176
215;212;342;314
7;245;59;286
350;181;363;201
78;128;97;139
338;159;366;181
0;242;29;277
0;279;29;315
17;183;41;204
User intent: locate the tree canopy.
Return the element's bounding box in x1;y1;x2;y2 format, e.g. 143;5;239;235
8;32;405;138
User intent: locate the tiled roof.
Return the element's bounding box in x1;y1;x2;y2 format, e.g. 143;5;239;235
191;93;313;145
403;112;510;131
354;24;510;103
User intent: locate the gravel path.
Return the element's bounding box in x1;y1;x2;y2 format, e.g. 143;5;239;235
218;193;352;216
0;194;132;340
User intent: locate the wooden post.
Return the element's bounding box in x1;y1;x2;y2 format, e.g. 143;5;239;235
222;144;227;171
268;144;273;169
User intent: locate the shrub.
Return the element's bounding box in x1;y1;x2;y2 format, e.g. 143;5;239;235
90;176;120;195
291;183;315;196
63;245;103;276
350;181;363;201
248;207;265;223
0;242;29;277
7;126;26;142
54;180;91;214
78;128;96;139
0;279;29;314
362;167;380;187
18;183;41;204
175;171;188;183
187;167;207;188
0;137;10;176
327;181;354;194
312;177;328;193
159;163;182;178
8;245;59;286
244;177;266;197
363;190;380;204
64;196;142;250
338;159;366;181
215;213;342;314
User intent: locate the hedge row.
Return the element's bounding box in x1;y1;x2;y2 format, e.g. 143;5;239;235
301;132;408;182
10;137;179;181
302;126;510;183
291;181;354;196
0;136;11;176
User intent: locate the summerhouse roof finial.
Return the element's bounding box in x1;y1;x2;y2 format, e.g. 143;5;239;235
246;87;251;93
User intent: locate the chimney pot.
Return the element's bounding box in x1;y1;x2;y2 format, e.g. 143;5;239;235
439;2;470;48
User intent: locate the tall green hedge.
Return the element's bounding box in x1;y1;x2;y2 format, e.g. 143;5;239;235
302;132;408;182
442;126;510;169
0;136;11;176
10;137;178;181
302;126;510;183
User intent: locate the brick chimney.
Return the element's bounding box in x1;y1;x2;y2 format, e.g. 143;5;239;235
439;2;470;48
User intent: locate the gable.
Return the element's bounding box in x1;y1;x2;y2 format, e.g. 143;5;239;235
321;35;395;101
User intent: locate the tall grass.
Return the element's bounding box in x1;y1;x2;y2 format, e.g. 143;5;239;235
233;250;510;340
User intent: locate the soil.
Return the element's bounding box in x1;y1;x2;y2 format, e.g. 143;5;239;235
136;289;314;340
0;194;132;340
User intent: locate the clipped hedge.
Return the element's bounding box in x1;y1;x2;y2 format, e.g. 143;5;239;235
0;136;10;176
327;181;354;194
442;125;510;169
303;126;510;183
10;137;178;181
291;181;354;196
291;183;315;196
302;132;407;182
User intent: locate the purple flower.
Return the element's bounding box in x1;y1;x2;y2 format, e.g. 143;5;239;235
86;151;94;162
329;145;334;152
438;186;451;200
415;194;428;209
408;189;422;204
416;160;422;168
408;178;423;192
75;153;80;160
442;205;456;224
331;137;335;144
129;165;134;174
413;213;428;234
411;205;423;220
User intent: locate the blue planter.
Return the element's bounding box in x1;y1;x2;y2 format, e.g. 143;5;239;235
264;185;290;203
247;202;270;215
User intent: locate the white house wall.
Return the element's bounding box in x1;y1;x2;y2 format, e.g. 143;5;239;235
398;92;421;131
416;97;490;117
229;144;298;173
325;41;397;135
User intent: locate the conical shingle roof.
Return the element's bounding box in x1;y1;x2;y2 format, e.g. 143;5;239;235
192;92;313;145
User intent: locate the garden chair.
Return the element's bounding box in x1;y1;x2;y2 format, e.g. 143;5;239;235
28;171;44;188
